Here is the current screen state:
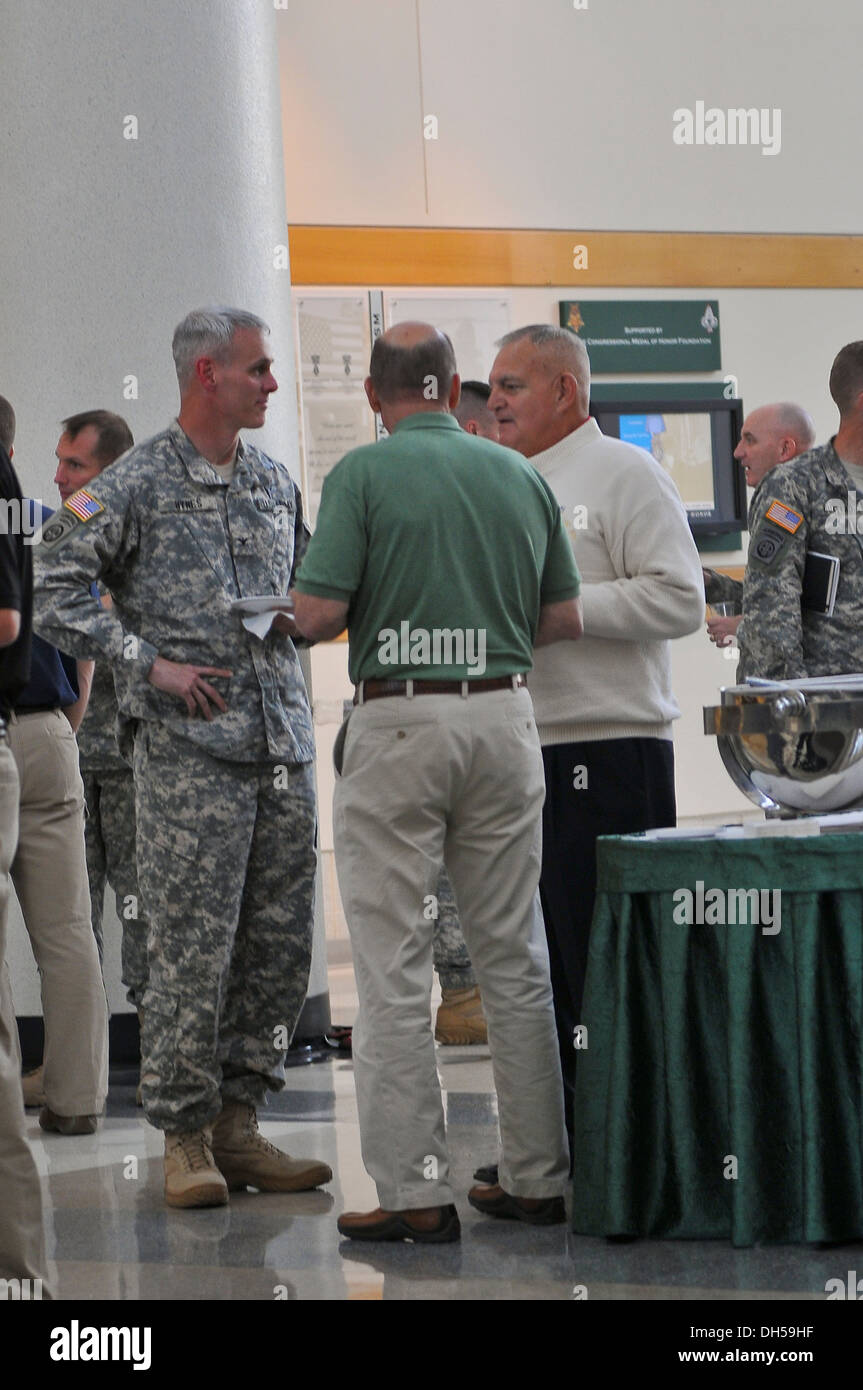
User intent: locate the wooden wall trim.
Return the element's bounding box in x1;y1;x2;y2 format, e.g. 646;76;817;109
289;227;863;289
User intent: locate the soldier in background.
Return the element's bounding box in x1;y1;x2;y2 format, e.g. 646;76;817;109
702;402;814;653
741;344;863;680
34;307;330;1208
52;411;137;972
21;411;140;1113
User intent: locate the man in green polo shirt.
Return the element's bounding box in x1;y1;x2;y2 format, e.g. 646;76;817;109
292;322;583;1243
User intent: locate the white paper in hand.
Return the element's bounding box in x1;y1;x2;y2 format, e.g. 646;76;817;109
230;595;294;641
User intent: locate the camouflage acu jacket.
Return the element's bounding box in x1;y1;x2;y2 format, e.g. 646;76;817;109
739;438;863;681
77;653;126;772
33;420;315;764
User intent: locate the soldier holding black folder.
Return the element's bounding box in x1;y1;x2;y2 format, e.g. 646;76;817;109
739;346;863;680
703;401;814;652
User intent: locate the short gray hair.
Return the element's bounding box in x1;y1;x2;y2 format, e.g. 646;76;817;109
497;323;589;373
769;402;816;451
172;307;270;388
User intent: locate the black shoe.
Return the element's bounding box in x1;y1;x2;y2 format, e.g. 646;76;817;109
39;1106;99;1136
473;1162;498;1186
468;1183;565;1226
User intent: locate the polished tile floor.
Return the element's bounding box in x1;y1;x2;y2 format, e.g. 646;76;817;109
26;964;852;1302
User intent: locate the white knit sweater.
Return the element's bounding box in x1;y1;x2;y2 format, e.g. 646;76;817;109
528;418;705;745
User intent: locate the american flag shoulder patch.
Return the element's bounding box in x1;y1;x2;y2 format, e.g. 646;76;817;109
64;489;105;523
764;499;803;534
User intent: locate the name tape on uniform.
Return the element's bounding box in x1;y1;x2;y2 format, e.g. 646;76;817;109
158;498;219;514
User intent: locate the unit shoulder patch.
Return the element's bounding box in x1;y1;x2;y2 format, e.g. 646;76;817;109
764;499;804;534
750;528;788;566
39;510;82;550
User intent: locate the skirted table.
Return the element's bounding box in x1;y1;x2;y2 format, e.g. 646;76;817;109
571;831;863;1246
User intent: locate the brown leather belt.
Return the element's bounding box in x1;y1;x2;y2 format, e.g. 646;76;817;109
354;674;526;704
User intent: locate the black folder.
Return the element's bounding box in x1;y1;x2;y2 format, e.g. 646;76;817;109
802;551;840;615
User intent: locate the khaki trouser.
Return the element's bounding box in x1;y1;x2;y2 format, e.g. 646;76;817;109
334;686;569;1210
0;736;51;1292
7;710;107;1114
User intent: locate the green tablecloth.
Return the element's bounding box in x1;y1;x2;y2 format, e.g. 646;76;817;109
571;831;863;1246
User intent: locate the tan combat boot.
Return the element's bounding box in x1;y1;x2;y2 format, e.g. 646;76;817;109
21;1065;46;1108
164;1128;229;1209
434;985;488;1045
211;1100;332;1192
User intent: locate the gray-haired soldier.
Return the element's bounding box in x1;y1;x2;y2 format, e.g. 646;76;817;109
740;344;863;680
33;307;331;1208
702;402;814;654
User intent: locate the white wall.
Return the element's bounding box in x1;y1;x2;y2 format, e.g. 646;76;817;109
278;0;863;233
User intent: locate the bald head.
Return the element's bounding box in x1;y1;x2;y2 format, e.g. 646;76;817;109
488;324;591;457
734;401;815;489
368;321;457;406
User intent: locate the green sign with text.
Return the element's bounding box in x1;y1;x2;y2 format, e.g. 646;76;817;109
559;300;721;373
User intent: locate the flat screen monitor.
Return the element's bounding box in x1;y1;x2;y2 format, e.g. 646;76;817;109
589;397;745;538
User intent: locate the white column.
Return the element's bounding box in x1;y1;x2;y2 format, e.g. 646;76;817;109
1;0;329;1038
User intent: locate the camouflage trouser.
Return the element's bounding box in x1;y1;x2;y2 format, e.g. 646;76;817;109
432;866;477;991
132;723;317;1133
82;767;148;1007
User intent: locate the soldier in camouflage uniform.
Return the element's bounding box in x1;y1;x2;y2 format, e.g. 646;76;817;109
33;307;330;1208
703;403;814;653
46;411;148;1001
739;345;863;680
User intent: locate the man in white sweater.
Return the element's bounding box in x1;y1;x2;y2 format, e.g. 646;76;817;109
487;324;704;1156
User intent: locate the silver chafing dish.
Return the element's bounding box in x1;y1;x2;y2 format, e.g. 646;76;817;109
703;675;863;815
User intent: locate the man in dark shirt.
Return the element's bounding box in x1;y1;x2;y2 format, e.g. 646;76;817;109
0;439;51;1295
0;398;107;1135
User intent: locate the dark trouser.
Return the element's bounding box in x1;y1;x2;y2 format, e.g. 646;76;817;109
539;738;676;1157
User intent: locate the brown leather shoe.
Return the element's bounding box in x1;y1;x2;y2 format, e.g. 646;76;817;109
468;1183;565;1226
337;1204;461;1243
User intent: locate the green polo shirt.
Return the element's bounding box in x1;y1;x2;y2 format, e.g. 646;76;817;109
294;411;581;683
